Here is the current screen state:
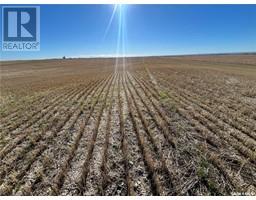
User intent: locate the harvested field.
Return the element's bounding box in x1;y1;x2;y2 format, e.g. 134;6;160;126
0;55;256;195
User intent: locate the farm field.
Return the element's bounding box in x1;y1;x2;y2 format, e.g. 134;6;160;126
0;54;256;195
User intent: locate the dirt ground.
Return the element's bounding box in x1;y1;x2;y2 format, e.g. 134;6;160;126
0;54;255;195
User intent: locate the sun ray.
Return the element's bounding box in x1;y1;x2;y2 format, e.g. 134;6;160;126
121;5;126;72
114;5;124;72
103;4;118;40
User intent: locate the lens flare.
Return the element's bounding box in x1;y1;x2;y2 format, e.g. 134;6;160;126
104;4;127;72
103;4;118;40
114;4;127;72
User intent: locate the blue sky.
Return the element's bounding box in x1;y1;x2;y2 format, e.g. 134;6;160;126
1;4;256;60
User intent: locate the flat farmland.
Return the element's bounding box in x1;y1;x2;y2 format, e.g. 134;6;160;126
0;55;255;195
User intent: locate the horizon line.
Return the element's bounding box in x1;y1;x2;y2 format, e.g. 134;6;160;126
1;51;256;62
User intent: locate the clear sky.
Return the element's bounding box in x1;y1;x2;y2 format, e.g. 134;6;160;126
1;4;256;60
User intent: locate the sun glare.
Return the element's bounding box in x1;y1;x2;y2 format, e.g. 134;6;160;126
103;4;127;71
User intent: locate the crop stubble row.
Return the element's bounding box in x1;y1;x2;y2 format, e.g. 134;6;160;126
0;66;255;195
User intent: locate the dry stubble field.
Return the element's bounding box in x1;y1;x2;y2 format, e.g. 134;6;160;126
0;55;256;195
